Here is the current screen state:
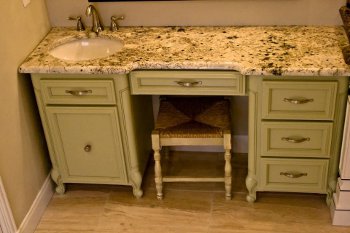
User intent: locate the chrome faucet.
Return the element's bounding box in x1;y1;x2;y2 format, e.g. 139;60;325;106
85;5;104;35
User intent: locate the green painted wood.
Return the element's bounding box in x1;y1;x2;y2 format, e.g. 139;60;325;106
30;74;154;198
246;76;349;203
259;158;329;193
46;106;127;183
325;76;349;206
129;70;245;96
260;121;333;158
40;79;116;105
31;72;348;203
113;76;154;197
261;80;338;120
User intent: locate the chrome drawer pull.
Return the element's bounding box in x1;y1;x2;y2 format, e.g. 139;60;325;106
65;90;93;96
84;145;91;152
280;172;308;178
283;98;314;104
281;137;310;143
175;80;202;87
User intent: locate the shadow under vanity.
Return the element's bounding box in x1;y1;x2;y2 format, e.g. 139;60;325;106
19;24;350;208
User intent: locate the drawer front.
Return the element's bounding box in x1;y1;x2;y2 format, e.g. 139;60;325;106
262;81;337;120
40;79;116;105
46;107;127;183
259;158;328;193
129;70;245;95
261;121;333;158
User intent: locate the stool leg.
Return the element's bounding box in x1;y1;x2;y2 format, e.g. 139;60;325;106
224;133;232;200
154;149;163;200
152;132;163;200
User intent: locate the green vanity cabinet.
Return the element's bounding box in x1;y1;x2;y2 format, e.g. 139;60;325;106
29;70;349;204
31;74;154;197
246;76;349;203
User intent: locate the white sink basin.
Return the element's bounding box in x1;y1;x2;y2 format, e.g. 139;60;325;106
49;37;124;61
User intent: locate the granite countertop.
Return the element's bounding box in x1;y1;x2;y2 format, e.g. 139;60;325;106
19;26;350;76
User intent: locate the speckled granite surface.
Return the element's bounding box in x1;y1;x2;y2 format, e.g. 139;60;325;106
19;26;350;76
339;6;350;65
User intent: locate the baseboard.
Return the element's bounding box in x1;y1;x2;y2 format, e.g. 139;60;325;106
0;177;17;233
16;175;54;233
331;193;350;226
171;135;248;153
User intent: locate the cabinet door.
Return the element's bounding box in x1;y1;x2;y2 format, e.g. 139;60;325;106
46;106;127;184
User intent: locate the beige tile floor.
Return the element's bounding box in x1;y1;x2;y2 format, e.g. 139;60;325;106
35;152;350;233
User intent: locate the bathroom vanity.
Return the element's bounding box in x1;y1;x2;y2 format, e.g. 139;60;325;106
31;73;153;197
19;26;350;205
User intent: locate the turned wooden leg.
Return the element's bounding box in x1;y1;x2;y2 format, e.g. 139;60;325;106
224;132;232;200
152;131;163;200
154;149;163;200
246;175;257;203
130;170;143;198
51;169;65;194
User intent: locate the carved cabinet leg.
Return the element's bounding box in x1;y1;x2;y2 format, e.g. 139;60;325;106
130;169;143;198
50;169;65;194
246;175;257;203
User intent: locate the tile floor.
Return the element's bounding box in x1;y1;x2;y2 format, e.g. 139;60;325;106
35;152;350;233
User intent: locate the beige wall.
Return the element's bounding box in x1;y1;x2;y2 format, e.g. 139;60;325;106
46;0;345;27
0;0;51;227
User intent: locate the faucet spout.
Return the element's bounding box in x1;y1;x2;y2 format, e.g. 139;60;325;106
86;5;104;35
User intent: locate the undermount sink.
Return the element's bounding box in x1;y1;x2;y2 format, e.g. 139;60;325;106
49;37;124;61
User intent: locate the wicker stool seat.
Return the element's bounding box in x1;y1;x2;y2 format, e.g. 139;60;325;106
151;96;232;200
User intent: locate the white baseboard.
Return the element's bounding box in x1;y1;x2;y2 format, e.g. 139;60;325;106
170;135;248;153
331;193;350;226
16;175;54;233
0;177;17;233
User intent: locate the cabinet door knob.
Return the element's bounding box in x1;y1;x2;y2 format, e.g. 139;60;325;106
84;145;92;152
65;90;93;96
175;80;202;87
280;172;308;178
281;137;310;143
283;97;314;104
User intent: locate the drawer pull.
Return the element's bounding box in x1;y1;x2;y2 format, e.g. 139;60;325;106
281;137;310;143
283;98;314;104
280;171;308;178
175;80;202;87
65;90;93;96
84;145;92;152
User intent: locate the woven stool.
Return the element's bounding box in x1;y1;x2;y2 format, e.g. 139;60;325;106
151;96;232;200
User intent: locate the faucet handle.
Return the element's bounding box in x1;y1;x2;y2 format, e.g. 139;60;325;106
68;16;85;31
110;15;125;31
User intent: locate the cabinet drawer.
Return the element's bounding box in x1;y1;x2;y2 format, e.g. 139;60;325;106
259;158;328;193
129;70;245;95
46;107;127;183
261;121;332;158
261;81;337;120
40;79;116;105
